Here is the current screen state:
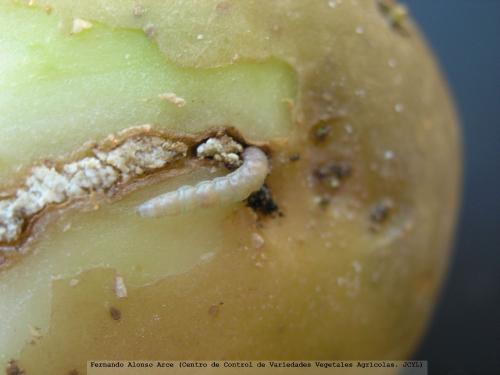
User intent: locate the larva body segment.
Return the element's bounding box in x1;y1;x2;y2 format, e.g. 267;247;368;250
136;147;269;218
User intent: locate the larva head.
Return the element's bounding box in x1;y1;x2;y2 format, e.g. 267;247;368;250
0;0;460;372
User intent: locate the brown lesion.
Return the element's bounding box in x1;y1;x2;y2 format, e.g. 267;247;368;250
369;197;395;232
309;118;349;145
310;120;334;143
309;160;353;209
109;307;122;321
313;161;353;190
306;118;358;208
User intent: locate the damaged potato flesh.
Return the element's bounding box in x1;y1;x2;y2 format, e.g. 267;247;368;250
0;0;460;373
0;128;250;248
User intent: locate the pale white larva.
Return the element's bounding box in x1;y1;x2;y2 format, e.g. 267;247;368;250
136;147;269;217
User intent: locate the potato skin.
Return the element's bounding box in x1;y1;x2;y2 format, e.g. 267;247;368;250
1;0;460;373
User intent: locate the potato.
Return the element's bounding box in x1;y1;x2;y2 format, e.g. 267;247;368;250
0;0;460;373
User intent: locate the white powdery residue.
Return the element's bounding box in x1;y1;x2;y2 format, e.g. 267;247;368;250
384;150;395;160
0;161;118;243
63;158;118;196
71;18;93;34
0;166;72;243
132;3;146;17
95;137;187;182
0;200;23;242
13;189;43;217
0;134;189;244
27;166;70;205
327;0;339;9
355;26;364;34
114;276;128;298
196;136;243;168
158;92;186;107
200;252;215;261
251;233;265;249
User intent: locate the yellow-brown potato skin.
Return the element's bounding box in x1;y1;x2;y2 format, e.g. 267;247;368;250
3;0;460;373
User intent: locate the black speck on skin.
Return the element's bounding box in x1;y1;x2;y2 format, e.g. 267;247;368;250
6;360;24;375
314;161;352;181
109;307;121;321
311;122;332;142
208;302;224;317
315;195;331;208
289;153;301;162
370;198;394;223
246;185;279;216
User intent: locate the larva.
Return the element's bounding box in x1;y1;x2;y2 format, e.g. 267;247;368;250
136;147;269;217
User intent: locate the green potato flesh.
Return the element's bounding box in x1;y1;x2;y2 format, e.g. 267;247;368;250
0;0;460;373
0;2;296;180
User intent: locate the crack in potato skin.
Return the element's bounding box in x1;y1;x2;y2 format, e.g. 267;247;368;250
0;126;253;254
